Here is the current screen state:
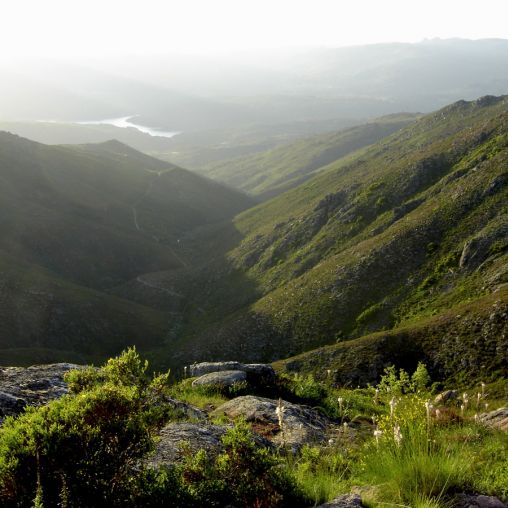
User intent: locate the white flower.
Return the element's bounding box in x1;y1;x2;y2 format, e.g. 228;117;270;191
389;397;397;418
393;424;403;447
275;398;286;430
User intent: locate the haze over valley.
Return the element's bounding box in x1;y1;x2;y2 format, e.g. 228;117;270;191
0;2;507;506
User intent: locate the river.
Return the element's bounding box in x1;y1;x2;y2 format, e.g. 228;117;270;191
77;116;180;138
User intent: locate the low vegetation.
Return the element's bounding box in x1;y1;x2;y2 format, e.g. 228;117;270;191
1;350;506;507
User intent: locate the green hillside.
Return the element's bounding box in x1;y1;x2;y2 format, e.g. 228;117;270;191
1;96;506;384
164;96;507;377
198;114;417;199
0;133;254;362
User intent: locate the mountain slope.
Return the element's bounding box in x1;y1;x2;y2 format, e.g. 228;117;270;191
0;133;254;362
0;133;253;288
165;96;507;370
197;114;418;199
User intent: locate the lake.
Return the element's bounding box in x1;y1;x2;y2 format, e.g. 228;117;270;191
77;116;180;138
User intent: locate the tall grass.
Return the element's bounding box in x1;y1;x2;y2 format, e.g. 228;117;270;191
351;389;479;507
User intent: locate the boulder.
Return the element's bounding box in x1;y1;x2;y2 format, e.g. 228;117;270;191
434;390;457;405
479;407;508;432
188;361;276;385
455;494;507;508
147;422;227;467
0;363;82;419
243;363;277;384
147;422;271;468
0;391;26;419
315;494;364;507
162;397;207;421
192;370;247;388
211;395;329;451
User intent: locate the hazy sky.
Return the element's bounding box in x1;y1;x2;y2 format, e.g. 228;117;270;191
3;0;508;57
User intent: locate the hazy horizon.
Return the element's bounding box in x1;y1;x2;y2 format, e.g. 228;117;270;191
2;0;508;59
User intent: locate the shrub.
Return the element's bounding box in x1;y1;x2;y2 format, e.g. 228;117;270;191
0;348;171;507
171;421;307;507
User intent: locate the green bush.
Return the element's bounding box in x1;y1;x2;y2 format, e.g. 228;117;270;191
0;350;307;507
173;421;306;507
0;348;171;507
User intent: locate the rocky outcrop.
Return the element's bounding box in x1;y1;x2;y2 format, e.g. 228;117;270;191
189;361;275;385
315;494;364;508
147;422;227;467
455;493;507;508
211;395;329;451
147;421;272;468
161;397;207;421
189;361;244;377
0;363;81;421
480;407;508;432
192;370;247;388
434;390;457;405
459;220;507;270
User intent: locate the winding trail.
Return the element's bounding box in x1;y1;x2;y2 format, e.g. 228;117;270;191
131;168;189;269
136;276;183;297
131;168;169;232
132;207;141;231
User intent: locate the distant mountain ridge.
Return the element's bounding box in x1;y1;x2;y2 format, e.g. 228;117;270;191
197;114;419;199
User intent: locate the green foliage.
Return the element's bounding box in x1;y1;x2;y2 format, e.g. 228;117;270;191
282;373;327;404
412;362;432;392
200;117;414;199
177;421;306;507
142;421;307;508
355;301;386;326
349;397;470;506
489;239;507;256
377;363;431;395
291;445;351;504
0;348;171;507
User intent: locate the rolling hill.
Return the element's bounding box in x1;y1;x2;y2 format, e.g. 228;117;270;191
0;133;253;363
157;95;507;381
1;95;506;387
197;114;418;199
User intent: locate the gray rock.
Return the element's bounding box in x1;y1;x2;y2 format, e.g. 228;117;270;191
0;391;26;418
211;395;328;451
188;361;276;385
147;422;227;467
192;370;247;388
480;407;508;432
162;396;207;421
147;422;271;468
315;493;364;507
0;363;82;418
189;362;244;377
434;390;457;405
459;221;508;270
455;493;507;508
242;363;276;384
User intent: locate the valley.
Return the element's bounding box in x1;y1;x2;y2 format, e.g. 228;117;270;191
0;95;505;388
0;15;507;506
